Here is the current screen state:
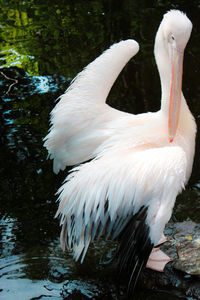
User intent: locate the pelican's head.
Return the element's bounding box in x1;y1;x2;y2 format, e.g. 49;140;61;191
155;10;192;143
162;10;192;53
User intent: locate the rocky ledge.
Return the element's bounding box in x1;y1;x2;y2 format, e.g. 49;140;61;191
141;221;200;299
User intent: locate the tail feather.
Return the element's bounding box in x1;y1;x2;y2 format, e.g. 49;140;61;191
117;206;154;295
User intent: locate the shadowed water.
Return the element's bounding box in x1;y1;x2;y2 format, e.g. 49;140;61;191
0;1;200;299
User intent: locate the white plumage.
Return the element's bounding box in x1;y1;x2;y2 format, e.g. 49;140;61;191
55;146;186;261
44;10;196;292
45;40;139;173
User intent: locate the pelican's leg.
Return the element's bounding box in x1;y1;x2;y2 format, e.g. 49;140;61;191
157;233;170;245
146;234;172;272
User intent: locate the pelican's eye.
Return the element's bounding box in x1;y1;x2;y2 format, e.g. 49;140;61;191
168;34;176;44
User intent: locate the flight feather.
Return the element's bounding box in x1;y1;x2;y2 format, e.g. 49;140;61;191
44;40;139;173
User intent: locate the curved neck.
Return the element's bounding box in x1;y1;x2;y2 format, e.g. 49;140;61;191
154;26;189;131
154;25;188;113
154;24;172;113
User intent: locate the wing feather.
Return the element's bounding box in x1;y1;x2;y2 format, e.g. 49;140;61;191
44;40;139;173
117;206;153;295
56;146;186;261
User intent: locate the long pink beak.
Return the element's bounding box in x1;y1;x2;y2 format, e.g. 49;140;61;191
168;47;184;143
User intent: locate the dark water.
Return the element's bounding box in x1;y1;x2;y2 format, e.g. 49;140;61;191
0;1;200;299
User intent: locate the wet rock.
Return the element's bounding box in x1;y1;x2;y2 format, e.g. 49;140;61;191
173;221;200;275
140;221;200;299
154;221;200;276
186;282;200;299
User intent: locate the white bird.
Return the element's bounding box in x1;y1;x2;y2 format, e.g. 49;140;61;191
44;10;196;293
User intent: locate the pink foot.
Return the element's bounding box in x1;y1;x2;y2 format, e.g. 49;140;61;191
146;247;172;272
146;234;172;272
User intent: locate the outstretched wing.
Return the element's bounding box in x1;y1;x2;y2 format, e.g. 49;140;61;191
55;145;186;264
43;40;139;174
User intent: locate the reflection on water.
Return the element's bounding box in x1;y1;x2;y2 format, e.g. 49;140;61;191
0;218;68;300
0;1;200;299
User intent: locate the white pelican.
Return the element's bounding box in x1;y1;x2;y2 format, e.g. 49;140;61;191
44;10;196;293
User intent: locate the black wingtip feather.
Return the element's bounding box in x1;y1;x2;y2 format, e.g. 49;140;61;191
117;206;154;296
